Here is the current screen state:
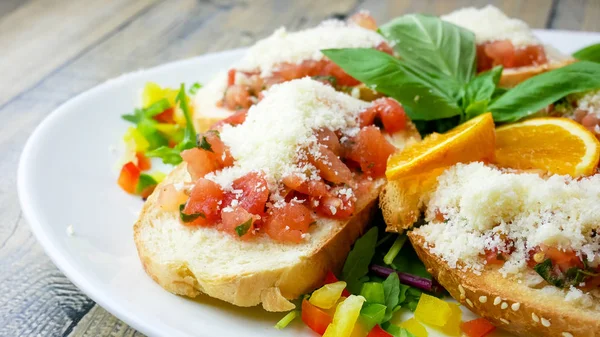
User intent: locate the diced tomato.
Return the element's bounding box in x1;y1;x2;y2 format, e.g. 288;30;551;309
263;202;314;243
477;40;548;72
135;152;152;171
582;274;600;291
541;245;584;271
376;42;394;56
302;299;333;335
322;62;361;87
460;318;496;337
367;325;393;337
223;84;253;110
480;40;516;71
513;45;547;68
183;178;224;226
282;175;330;199
348;11;378;31
359;107;378;127
157;183;189;212
213;109;248;130
118;162;141;194
153;107;174;123
323;271;351;297
222;172;270;216
181;148;220;181
374;98;407;133
272;60;328;82
315;186;355;219
315;128;342;156
484;248;508;266
227;69;236;86
218;207;259;239
346;126;396;177
202;131;234;167
308;145;353;185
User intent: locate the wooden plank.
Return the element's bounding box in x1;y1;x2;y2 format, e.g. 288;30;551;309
0;0;158;107
552;0;600;31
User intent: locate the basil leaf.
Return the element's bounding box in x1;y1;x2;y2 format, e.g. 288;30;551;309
322;48;462;120
342;227;378;294
179;204;205;223
534;259;564;288
135;173;158;195
379;14;476;84
197;134;214;152
235;218;253;237
189;82;202;95
413;116;461;136
462;66;503;119
573;43;600;63
382;272;400;322
489;61;600;122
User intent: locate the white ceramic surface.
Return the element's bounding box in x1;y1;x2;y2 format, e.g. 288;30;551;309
18;30;600;337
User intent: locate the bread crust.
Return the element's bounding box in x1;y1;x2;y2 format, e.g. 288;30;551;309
499;59;576;88
134;164;380;312
409;232;600;337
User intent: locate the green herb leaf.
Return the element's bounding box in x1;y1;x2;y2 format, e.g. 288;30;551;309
359;303;387;331
274;310;298;330
391;243;432;280
360;282;386;304
135;173;158;195
179;204;205;223
379;14;476;84
383;235;407;265
197;135;214;152
235;218;253;237
385;325;416;337
462;66;503;120
322;48;462;121
489;61;600;122
534;259;564;288
382;272;400;322
342;227;378;294
146;146;183;165
189;82;203;95
573;43;600;63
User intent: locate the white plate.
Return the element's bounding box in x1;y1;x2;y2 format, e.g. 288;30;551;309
18;30;600;337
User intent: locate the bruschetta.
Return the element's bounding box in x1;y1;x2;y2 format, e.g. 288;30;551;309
134;78;421;311
408;162;600;337
192;12;393;132
442;5;575;88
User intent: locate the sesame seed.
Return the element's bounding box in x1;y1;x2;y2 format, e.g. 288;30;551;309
511;303;521;311
479;296;488;303
494;296;502;306
562;333;573;337
458;285;466;299
532;313;540;323
466;299;474;307
500;318;509;324
501;302;508;310
541;318;551;327
533;252;545;263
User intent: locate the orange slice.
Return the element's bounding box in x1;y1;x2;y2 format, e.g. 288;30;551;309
386;113;496;180
495;117;600;177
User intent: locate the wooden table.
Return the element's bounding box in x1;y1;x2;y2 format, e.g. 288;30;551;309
1;0;598;336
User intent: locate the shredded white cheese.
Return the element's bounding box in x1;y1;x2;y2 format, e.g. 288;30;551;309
441;5;540;47
577;90;600;117
415;162;600;277
236;20;385;77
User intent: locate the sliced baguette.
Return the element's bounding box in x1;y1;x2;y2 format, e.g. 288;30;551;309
409;232;600;337
134;163;383;311
499;59;576;88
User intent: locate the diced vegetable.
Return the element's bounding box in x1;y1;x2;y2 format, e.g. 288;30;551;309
183;178;224;226
323;295;366;337
383;235;407;265
118;162;141;194
123;127;150;152
157;183;188;212
218;207;259;239
263;202;314;243
370;265;440;293
460;318;496;337
399;318;428;337
310;281;347;309
135;173;158;198
323;271;352;297
275;310;298;330
439;303;462;336
414;294;452;327
360;282;385;305
302;299;333;335
359;303;387;331
135;152;152;171
366;325;392;337
385;325;417;337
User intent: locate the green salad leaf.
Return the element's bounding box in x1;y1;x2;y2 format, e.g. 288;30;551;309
382;272;400;322
379;14;476;85
342;227;378;294
122;99;171;149
489;61;600;122
573;43;600;63
385;325;417;337
135;173;158;195
189;82;203;95
462;66;503;120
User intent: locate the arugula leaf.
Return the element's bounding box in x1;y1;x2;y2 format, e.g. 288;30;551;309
379;14;476;84
342;227;378;294
235;218;253;237
462;66;503;120
382;273;400;322
573;43;600;63
179;204;205;223
385;325;416;337
121;99;171;123
489;61;600;122
359;303;387;331
145;147;183;165
323;48;462;121
189;82;202;95
391;243;432;280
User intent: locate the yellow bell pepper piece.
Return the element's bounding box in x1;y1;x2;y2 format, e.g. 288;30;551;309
142;82;165;108
349;319;369;337
323;295;366;337
414;294;452;327
439;303;462;336
123;127;149;152
309;281;347;310
399;318;428;337
149;171;167;184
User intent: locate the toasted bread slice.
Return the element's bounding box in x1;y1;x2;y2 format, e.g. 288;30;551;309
134;163;383;311
499;58;576;88
409;232;600;337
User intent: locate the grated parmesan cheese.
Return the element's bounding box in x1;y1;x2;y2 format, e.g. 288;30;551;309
576;90;600;117
205;78;370;200
236;20;385;77
415;162;600;277
441;5;540;47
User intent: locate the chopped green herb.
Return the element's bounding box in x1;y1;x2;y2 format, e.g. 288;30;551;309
534;259;563;287
189;82;203;95
197;135;214;152
235;218;253;237
179;204;205;223
135;173;158;195
383;235;407;265
274;310;298;330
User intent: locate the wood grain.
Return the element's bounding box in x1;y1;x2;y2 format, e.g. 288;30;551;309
0;1;598;337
